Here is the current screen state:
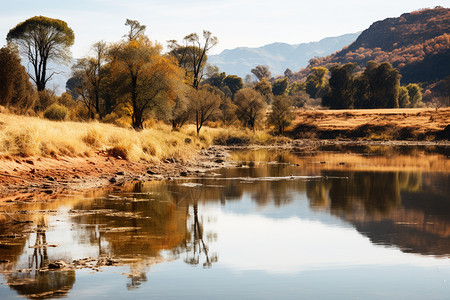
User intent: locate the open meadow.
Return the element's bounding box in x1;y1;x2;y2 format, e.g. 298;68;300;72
290;107;450;140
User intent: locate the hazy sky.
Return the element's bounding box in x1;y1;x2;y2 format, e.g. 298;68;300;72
0;0;446;57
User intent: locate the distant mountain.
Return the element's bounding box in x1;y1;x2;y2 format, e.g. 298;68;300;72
294;7;450;87
208;33;360;78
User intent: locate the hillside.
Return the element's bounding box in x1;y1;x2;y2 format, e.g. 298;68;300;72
294;7;449;87
208;33;359;78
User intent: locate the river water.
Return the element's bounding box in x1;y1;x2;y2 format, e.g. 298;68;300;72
0;146;449;299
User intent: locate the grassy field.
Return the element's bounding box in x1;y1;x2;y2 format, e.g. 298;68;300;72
0;108;448;160
0;112;275;160
289;108;450;140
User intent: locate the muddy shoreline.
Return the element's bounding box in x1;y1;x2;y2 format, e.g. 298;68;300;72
1;139;449;203
0;146;234;203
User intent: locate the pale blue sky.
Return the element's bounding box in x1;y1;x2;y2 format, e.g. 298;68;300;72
0;0;446;57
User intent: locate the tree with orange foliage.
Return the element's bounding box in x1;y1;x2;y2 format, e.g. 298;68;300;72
108;20;183;129
0;45;37;112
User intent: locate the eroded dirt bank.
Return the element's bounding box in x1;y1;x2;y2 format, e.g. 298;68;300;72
0;147;233;203
1;140;449;203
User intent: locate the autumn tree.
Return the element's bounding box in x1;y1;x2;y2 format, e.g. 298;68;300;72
353;75;371;109
124;19;146;41
244;74;255;85
188;85;222;135
284;68;293;78
287;82;305;95
169;94;190;130
7;16;74;91
251;65;271;81
220;96;238;125
268;95;295;135
0;45;37;112
168;31;218;89
109;19;183;129
203;69;226;89
362;61;401;108
272;77;289;96
254;77;273;103
67;70;93;116
234;88;267;130
223;75;243;97
288;82;317;108
71;41;108;119
204;64;219;78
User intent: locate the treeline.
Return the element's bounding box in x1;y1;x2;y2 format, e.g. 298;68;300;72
322;61;424;109
0;16;298;134
0;15;446;138
291;7;450;101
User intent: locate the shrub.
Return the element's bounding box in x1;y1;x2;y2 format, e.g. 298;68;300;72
37;89;58;111
43;103;68;120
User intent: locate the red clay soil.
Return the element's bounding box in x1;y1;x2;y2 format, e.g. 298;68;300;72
0;147;231;203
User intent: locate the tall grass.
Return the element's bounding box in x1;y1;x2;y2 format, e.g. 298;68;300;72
0;113;277;161
0;113;207;161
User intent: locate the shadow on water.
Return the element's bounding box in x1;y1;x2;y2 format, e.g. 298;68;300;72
0;145;449;298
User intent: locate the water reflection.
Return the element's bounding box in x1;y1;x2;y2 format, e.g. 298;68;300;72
0;214;76;299
0;146;449;298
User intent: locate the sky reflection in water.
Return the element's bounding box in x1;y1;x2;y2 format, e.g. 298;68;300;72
0;146;449;299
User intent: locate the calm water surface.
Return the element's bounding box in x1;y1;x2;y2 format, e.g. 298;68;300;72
0;146;449;299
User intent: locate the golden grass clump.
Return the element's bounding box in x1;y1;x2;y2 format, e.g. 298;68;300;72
202;126;278;146
0;114;89;157
0;113;219;161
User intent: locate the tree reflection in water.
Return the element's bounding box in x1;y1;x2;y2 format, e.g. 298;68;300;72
0;146;449;298
4;217;76;299
29;217;49;270
184;200;217;268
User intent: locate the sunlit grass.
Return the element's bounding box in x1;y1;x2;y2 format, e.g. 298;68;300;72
0;113;209;161
0;112;278;161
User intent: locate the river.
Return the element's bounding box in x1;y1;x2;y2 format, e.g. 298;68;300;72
0;145;449;299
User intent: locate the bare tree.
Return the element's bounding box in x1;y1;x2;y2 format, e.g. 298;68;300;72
168;31;218;89
71;41;108;119
188;86;222;135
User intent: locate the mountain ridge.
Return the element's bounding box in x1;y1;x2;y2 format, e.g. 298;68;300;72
208;32;360;78
293;7;449;89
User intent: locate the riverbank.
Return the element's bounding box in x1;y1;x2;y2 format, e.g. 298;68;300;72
1;109;449;202
2;139;449;203
0;146;235;202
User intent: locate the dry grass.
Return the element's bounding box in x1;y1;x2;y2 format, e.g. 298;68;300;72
0;113;275;161
204;127;277;146
0;113;210;161
290;108;450;140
